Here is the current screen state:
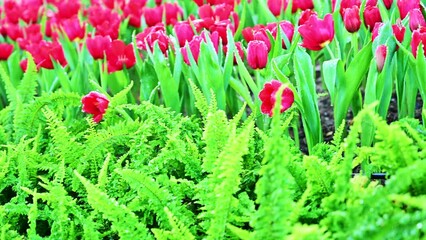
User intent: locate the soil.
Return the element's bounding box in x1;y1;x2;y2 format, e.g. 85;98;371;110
296;77;424;154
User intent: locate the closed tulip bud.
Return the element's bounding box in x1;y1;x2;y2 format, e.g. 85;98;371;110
375;45;387;72
292;0;314;13
409;8;426;31
298;14;334;51
343;6;361;33
397;0;420;19
267;0;287;16
392;21;406;44
247;40;269;69
174;22;195;47
364;5;382;31
86;35;112;60
411;26;426;58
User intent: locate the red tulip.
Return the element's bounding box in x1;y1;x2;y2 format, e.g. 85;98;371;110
26;40;67;69
343;6;361;33
259;80;294;117
86;35;112;60
298;14;334;51
0;43;14;60
364;5;382;31
209;20;235;45
392;21;406;44
411;26;426;58
339;0;361;16
174;22;195;47
371;22;383;41
60;17;86;41
81;91;110;123
292;0;314;13
54;1;81;20
267;0;287;16
199;4;214;19
241;25;265;43
397;0;420;19
267;20;295;48
20;59;29;72
123;0;145;28
4;23;24;41
17;24;43;50
253;28;271;51
223;41;245;64
409;8;426;31
298;9;317;26
181;36;203;65
105;40;136;73
136;25;170;55
143;6;163;27
375;45;387;72
247;40;269;69
214;3;234;21
383;0;393;9
164;3;183;25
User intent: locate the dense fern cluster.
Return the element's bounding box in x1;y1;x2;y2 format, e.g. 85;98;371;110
0;58;425;239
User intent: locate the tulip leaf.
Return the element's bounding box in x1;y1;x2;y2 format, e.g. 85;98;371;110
322;59;344;104
293;47;322;153
334;41;373;128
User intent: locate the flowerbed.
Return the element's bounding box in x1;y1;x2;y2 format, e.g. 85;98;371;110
0;0;426;239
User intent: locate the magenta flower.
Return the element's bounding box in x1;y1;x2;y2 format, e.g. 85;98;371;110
259;80;294;117
81;91;110;123
298;14;334;51
247;40;269;69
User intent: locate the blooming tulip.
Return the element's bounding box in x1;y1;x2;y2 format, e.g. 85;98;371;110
81;91;110;123
247;40;269;69
298;14;334;51
259;80;294;117
181;36;203;65
364;5;382;30
375;45;387;72
105;40;136;73
0;43;14;60
26;40;67;69
411;26;426;58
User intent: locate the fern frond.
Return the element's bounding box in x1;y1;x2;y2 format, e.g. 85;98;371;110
189;79;208;118
0;63;18;105
164;207;195;240
74;170;153;239
17;54;37;104
97;153;111;190
205;120;254;240
116;169;195;230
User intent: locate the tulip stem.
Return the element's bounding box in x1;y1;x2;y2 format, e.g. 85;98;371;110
351;33;359;56
325;44;336;60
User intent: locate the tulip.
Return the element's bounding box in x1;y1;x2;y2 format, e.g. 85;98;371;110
143;6;163;27
364;5;382;31
298;9;317;26
55;1;81;20
81;91;110;123
209;20;234;45
214;3;234;21
371;22;383;41
223;41;245;64
397;0;420;19
174;22;195;47
339;0;361;16
392;22;406;44
26;40;67;69
409;8;426;31
411;26;426;58
253;28;271;51
267;20;295;48
267;0;287;16
60;17;86;41
342;6;361;33
259;80;294;117
0;43;14;60
298;14;334;51
181;36;203;65
86;35;112;60
105;40;136;73
292;0;314;13
383;0;393;9
123;0;145;28
375;45;387;72
164;3;183;25
241;25;264;43
247;40;269;69
198;4;214;19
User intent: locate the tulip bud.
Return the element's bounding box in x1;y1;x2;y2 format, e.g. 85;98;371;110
383;0;393;9
411;26;426;58
0;43;14;60
343;6;361;33
375;45;387;72
247;40;269;69
174;22;195;47
364;5;382;31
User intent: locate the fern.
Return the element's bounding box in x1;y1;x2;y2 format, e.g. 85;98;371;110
16;55;38;104
164;207;195;240
74;170;153;239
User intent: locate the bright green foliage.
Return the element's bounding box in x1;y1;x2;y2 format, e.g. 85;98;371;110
0;70;425;239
